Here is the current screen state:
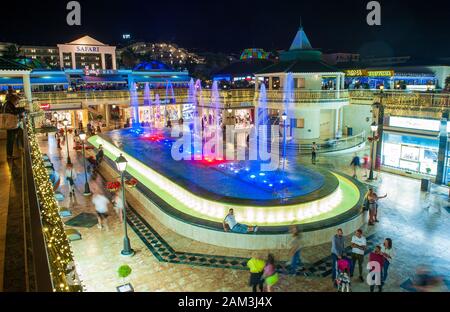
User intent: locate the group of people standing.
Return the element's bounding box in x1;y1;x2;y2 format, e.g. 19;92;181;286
331;228;394;292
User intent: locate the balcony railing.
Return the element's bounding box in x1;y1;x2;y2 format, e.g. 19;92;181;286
23;116;83;292
255;90;349;103
30;89;450;110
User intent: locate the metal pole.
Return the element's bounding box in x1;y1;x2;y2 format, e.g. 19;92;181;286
82;141;91;195
65;124;71;164
283;122;286;172
368;131;375;181
121;171;134;256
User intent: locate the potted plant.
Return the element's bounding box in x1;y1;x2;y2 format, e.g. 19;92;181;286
425;168;431;175
117;265;134;292
125;178;138;188
106;181;121;192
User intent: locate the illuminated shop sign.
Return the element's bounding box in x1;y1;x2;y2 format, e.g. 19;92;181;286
76;46;100;53
83;67;118;76
345;69;394;77
367;70;394;77
389;116;450;132
345;69;368;77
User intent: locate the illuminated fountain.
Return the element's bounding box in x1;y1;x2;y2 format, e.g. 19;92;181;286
130;82;140;127
143;82;152;128
90;75;366;249
154;94;162;128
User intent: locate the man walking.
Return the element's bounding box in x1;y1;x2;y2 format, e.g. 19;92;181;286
311;142;318;164
350;229;367;282
331;228;345;284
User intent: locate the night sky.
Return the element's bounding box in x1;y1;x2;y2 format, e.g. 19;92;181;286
2;0;450;57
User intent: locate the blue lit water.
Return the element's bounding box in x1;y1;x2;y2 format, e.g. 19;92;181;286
101;128;326;202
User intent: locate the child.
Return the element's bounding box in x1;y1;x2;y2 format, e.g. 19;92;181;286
336;268;351;292
336;256;352;292
262;254;279;292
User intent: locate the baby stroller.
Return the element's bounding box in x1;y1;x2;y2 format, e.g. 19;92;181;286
336;258;352;292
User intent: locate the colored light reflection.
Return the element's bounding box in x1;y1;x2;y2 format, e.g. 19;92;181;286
141;133;166;142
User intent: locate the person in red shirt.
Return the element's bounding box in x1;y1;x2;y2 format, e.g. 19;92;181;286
368;245;384;292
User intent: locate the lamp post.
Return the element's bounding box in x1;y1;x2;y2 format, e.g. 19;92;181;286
115;154;135;257
368;121;378;181
281;112;287;172
78;130;91;196
62;117;72;165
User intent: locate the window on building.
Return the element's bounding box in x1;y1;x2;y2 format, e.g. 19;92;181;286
272;77;280;90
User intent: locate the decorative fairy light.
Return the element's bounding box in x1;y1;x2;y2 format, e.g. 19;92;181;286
26;119;83;292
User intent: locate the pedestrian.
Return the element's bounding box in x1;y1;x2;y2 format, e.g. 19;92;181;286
95;144;104;168
56;132;62;149
288;226;305;275
112;190;124;223
92;193;110;230
2;86;24;160
247;254;265;292
65;163;77;197
223;208;258;233
350;153;361;178
350;229;367;282
368;245;384;292
311;142;318;164
331;228;345;284
362;154;370;177
381;238;394;285
262;254;279;292
367;188;387;225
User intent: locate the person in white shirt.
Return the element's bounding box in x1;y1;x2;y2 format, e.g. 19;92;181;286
381;238;394;285
64;163;77;196
92;193;110;230
223;208;258;234
350;229;367;281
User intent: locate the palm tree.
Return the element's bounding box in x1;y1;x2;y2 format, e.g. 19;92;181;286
120;47;139;69
3;44;21;59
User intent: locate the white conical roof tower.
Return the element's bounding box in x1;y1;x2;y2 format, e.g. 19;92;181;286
289;18;312;51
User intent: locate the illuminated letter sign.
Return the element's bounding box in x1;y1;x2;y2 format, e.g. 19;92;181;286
76;46;100;53
367;70;394;77
345;70;368;77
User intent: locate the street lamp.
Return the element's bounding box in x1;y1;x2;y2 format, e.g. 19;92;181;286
368;121;378;181
63;117;71;165
115;153;135;257
281;112;287;172
78;130;91;196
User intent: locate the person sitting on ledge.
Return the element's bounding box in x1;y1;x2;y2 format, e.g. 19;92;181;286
223;208;258;234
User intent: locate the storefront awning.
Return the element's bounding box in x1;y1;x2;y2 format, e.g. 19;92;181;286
0;76;69;86
82;75;128;84
132;76;190;84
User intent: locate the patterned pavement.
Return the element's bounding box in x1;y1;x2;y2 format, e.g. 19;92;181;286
36;132;450;292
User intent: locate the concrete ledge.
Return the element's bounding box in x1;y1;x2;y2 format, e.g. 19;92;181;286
100;160;365;250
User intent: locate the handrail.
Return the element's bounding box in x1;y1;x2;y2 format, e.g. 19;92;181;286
275;131;367;154
24;117;83;292
23;122;54;291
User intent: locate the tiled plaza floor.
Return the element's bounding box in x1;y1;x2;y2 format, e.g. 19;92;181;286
38;133;450;292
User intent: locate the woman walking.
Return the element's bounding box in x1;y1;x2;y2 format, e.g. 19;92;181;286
381;238;394;285
262;254;279;292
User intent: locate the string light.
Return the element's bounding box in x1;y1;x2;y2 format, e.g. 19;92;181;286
26;119;83;292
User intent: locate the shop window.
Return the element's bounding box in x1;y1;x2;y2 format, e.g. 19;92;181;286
294;119;304;128
272;77;280;90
